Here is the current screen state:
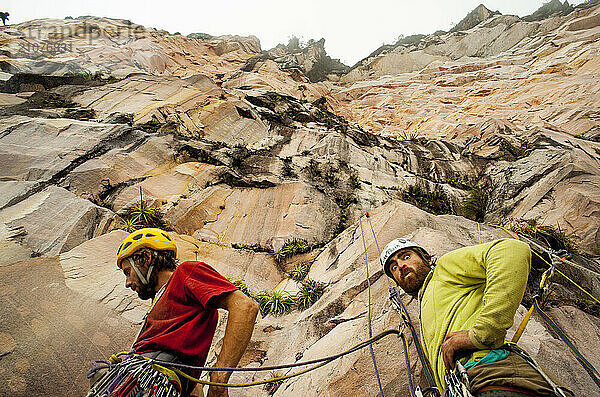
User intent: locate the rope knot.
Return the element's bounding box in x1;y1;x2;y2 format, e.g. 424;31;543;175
109;354;123;364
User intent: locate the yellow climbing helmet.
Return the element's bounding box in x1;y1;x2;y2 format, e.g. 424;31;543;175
116;228;177;266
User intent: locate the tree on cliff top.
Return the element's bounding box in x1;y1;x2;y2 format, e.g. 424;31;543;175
0;12;9;25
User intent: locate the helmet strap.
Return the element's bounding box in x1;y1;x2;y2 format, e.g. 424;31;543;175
127;257;154;286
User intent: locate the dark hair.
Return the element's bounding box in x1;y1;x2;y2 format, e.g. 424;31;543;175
131;248;177;271
413;247;432;265
385;247;433;276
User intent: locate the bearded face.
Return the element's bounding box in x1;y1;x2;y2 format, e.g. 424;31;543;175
119;254;159;300
386;249;431;296
136;275;158;300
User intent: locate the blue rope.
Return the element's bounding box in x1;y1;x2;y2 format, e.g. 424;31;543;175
400;333;417;397
87;360;112;379
359;216;385;397
366;213;440;397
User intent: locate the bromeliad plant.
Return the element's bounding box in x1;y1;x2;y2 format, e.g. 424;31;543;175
296;278;327;310
119;217;141;233
129;200;161;226
257;290;296;316
227;276;328;316
119;194;169;232
289;262;310;281
264;370;284;395
272;239;310;263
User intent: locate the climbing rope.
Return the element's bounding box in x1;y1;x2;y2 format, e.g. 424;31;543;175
366;213;440;397
490;224;600;304
532;298;600;381
554;267;600;306
359;215;386;397
103;329;402;389
399;331;417;397
490;223;600;384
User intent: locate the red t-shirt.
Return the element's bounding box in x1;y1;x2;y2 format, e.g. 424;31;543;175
133;261;237;369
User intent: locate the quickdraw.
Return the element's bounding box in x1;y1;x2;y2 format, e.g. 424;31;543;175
87;355;181;397
443;362;473;397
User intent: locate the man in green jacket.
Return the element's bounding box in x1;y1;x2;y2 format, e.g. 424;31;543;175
380;237;570;396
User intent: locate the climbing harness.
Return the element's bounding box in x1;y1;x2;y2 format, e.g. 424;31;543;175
365;213;441;397
442;344;570;397
504;343;569;397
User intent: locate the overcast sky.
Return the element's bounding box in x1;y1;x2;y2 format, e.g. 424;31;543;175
3;0;589;65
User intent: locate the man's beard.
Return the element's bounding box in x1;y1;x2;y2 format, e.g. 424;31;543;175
402;265;432;297
136;267;159;300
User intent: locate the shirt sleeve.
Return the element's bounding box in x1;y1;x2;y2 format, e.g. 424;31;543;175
468;239;531;349
183;262;238;308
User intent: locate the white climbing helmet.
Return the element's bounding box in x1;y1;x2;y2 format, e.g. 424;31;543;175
380;238;430;279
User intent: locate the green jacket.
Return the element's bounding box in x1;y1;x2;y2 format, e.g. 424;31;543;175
418;238;531;390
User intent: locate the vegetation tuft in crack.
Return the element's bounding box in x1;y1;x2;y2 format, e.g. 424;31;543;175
257;290;296;316
296;278;327;310
231;242;273;254
118;200;170;231
273;239;312;263
402;184;453;215
289;262;310;281
460;187;488;222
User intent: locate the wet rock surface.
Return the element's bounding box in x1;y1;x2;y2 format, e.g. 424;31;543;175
0;4;600;397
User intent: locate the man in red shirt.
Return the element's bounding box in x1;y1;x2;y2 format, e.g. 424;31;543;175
115;228;259;397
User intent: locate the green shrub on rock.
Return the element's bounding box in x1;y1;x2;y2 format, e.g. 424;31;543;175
273;239;310;262
402;184;453;215
296;278;326;310
290;262;310;281
257;290;295;316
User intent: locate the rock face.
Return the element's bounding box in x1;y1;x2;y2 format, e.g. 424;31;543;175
243;38;350;82
1;3;600;397
341;1;600;81
0;17;262;78
332;3;600;251
450;4;501;33
0;256;138;396
524;0;574;22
